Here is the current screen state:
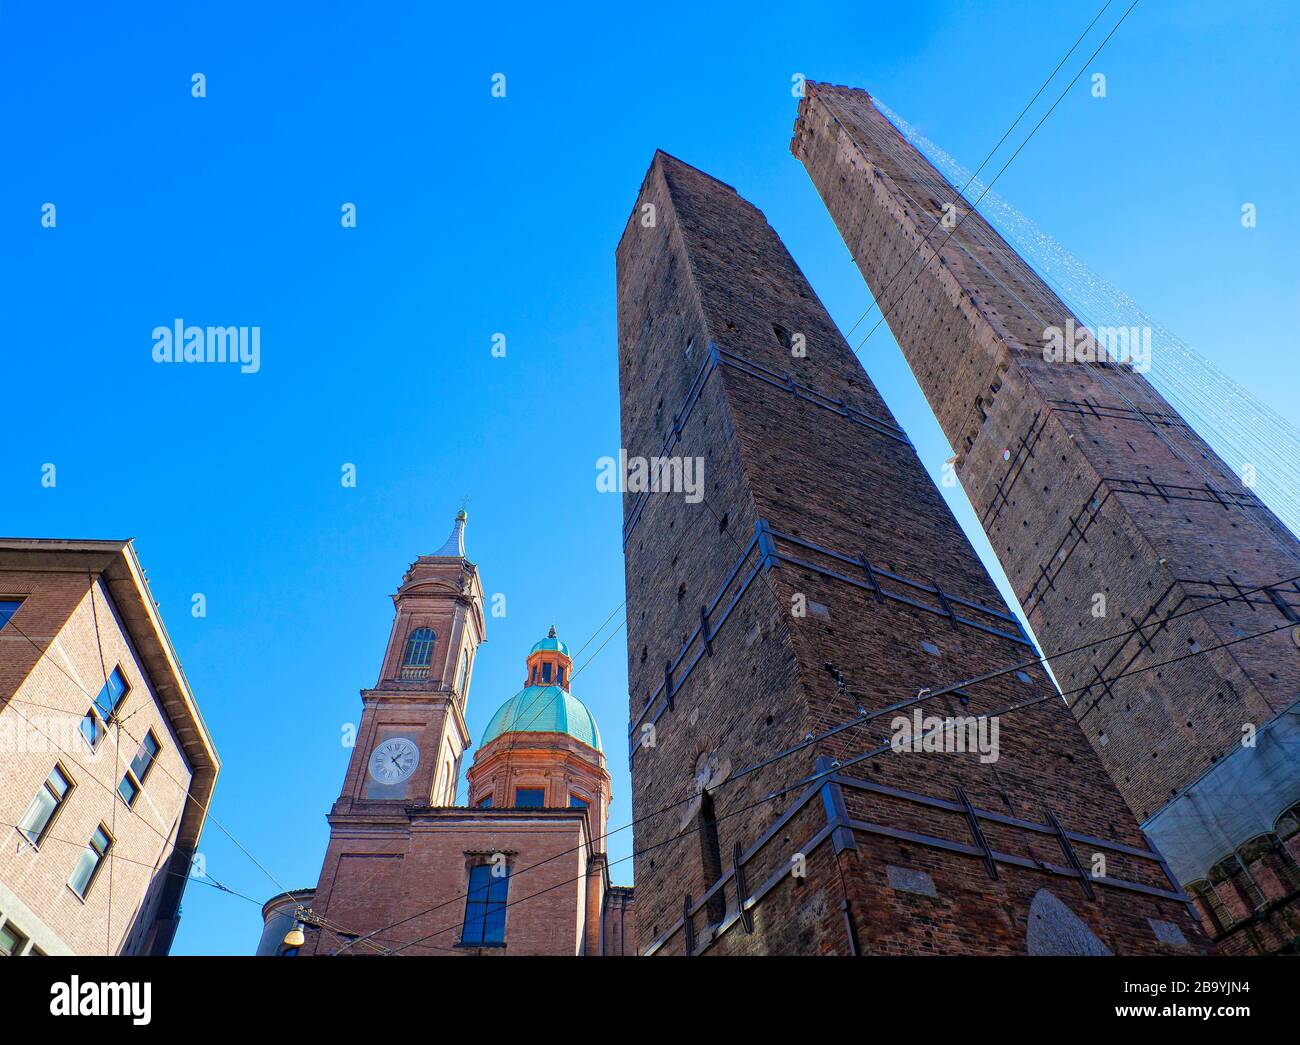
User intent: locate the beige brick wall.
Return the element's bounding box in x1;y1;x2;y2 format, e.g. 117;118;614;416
0;572;193;955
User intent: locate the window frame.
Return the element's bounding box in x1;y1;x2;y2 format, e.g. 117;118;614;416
0;596;25;633
0;919;30;957
453;647;472;695
459;863;509;947
17;763;74;848
80;666;130;753
67;824;113;900
401;627;437;667
117;773;141;807
118;731;161;807
513;787;545;808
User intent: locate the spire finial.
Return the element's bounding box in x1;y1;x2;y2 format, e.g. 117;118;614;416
548;624;557;638
431;510;468;558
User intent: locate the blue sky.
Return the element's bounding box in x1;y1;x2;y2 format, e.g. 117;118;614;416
2;1;1297;954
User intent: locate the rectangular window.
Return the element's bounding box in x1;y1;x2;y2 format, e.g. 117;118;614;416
93;668;129;722
569;795;589;809
514;788;545;808
79;711;103;749
129;732;160;782
0;920;29;956
68;825;112;898
541;662;552;683
18;765;72;845
477;795;493;808
0;598;23;632
461;864;508;946
81;667;129;750
454;649;471;694
117;774;140;806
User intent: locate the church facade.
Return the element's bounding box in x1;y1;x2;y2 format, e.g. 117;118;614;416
260;514;634;956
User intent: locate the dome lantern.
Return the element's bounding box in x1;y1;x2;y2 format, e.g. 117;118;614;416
466;627;612;845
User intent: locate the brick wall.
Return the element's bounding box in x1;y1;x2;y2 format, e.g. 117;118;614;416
302;551;621;956
305;812;591;955
791;83;1300;817
0;572;193;954
791;85;1300;952
615;150;1208;955
601;884;636;955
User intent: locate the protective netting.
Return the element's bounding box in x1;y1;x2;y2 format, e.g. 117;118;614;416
874;100;1300;542
1143;704;1300;883
870;99;1300;883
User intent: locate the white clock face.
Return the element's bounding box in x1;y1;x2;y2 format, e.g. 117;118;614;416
369;737;419;785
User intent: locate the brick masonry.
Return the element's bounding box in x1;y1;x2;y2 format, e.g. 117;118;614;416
299;533;629;955
0;541;217;955
616;149;1209;955
791;83;1300;952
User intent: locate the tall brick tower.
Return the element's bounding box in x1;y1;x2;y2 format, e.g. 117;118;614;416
792;84;1300;954
280;523;635;956
616;151;1207;955
302;511;485;953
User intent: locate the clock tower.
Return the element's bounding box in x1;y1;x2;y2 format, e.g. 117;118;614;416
300;511;486;952
271;515;635;955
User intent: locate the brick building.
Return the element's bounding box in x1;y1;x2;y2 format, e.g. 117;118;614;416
0;538;219;955
615;150;1207;955
791;83;1300;953
275;514;634;956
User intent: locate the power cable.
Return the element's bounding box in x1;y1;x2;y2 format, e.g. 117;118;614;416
841;0;1117;337
333;579;1298;953
379;616;1295;955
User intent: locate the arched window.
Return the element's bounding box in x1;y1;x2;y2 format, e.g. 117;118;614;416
454;648;471;694
402;627;436;666
1240;830;1300;898
1208;853;1262;925
1275;801;1300;849
1187;880;1227;935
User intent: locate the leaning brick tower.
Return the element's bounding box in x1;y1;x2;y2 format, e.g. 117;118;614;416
792;83;1300;954
615;150;1207;955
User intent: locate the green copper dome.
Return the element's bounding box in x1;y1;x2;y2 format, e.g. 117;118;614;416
530;625;569;657
481;685;602;752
